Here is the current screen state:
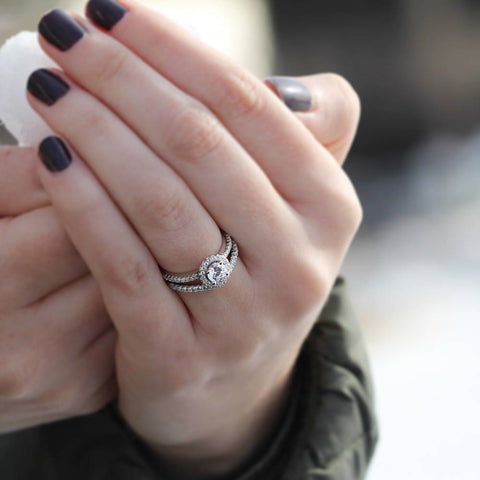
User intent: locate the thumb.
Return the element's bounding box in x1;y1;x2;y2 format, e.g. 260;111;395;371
265;74;361;165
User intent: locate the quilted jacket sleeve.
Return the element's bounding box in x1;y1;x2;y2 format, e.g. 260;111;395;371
0;277;378;479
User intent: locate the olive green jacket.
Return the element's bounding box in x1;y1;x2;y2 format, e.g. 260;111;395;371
0;278;378;479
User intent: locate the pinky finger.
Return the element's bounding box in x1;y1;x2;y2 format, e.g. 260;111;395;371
266;74;361;164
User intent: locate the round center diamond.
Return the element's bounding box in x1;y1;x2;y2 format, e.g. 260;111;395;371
206;260;231;286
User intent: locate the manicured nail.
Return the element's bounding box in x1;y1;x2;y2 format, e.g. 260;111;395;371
86;0;129;31
27;69;70;106
39;9;86;51
39;136;72;172
266;77;312;112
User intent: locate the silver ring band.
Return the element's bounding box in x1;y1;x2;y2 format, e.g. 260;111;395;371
162;232;238;293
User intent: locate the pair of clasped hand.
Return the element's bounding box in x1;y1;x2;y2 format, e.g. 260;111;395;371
0;0;362;477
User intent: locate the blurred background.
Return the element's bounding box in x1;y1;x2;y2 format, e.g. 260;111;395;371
1;1;479;478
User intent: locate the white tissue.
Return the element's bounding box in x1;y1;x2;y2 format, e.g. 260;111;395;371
0;31;57;146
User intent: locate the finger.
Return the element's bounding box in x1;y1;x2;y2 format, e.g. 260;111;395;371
34;12;292;266
58;328;118;416
35;135;188;344
25;67;224;275
81;0;346;207
265;74;361;164
0;205;88;312
0;276;116;427
30;274;112;354
37;329;118;419
27;71;254;328
0;371;117;432
0;146;50;216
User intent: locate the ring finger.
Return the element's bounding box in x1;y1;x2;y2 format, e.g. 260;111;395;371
27;68;222;276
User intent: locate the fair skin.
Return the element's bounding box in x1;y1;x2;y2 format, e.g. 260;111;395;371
1;0;361;477
0;146;117;433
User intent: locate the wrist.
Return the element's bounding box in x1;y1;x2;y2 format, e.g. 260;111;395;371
131;366;296;479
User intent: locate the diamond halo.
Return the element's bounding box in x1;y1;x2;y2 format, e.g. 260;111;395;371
161;232;238;293
199;254;233;288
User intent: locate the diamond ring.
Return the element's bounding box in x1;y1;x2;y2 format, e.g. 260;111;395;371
162;232;238;293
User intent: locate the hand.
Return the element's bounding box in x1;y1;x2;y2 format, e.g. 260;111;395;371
0;146;117;433
27;1;362;477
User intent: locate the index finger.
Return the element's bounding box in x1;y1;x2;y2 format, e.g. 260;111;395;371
0;146;50;216
82;0;344;206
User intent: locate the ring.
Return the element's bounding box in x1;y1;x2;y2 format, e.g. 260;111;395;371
162;232;239;293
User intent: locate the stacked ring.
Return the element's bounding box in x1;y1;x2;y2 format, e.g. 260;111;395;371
162;232;239;293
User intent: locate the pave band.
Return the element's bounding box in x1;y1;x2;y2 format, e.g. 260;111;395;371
162;232;238;293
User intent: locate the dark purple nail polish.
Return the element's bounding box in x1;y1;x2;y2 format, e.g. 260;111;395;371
266;77;312;112
86;0;129;31
39;9;86;51
39;136;72;172
27;69;70;106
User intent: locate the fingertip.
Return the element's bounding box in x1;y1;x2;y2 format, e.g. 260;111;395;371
265;77;313;113
85;0;130;31
26;69;70;107
38;136;73;173
38;8;87;52
278;73;361;164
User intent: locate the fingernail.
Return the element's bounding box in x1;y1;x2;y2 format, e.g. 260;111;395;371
265;77;312;112
39;136;72;172
86;0;129;31
39;9;86;51
27;69;70;106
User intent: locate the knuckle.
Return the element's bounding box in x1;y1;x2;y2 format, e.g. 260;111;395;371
132;185;192;234
313;173;363;239
92;48;130;90
215;70;266;119
274;245;332;325
101;254;154;298
77;108;112;141
165;103;223;161
275;250;330;320
291;256;330;312
349;196;364;231
331;182;363;235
